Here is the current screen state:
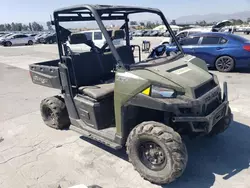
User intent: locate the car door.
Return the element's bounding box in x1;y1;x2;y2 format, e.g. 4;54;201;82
179;36;201;55
11;35;21;44
193;36;222;66
20;35;28;44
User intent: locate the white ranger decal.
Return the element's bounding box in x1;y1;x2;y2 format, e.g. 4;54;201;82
172;67;192;75
117;72;144;80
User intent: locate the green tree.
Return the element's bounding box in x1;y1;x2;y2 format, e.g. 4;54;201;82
139;22;145;26
0;24;5;31
29;23;32;31
46;21;54;30
130;21;138;26
32;22;44;31
171;20;176;25
5;24;11;31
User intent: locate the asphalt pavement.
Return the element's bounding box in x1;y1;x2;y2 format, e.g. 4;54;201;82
0;36;250;188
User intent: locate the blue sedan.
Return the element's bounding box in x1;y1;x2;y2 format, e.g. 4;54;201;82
164;32;250;72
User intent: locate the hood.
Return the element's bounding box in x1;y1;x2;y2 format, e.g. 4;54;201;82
145;56;213;97
212;20;233;31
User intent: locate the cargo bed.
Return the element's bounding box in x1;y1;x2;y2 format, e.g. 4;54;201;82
29;59;61;89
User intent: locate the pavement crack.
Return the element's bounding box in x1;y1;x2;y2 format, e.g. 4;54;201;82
36;169;51;180
0;149;36;165
0;145;17;153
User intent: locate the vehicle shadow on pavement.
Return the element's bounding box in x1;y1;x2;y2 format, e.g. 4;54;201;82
79;136;129;161
164;120;250;188
80;120;250;188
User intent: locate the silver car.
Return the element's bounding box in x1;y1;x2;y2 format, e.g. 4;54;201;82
2;34;36;46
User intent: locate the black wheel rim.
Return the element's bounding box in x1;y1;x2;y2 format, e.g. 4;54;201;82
42;106;55;122
138;141;167;171
216;57;233;71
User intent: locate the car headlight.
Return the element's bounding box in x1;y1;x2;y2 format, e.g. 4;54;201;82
142;85;176;98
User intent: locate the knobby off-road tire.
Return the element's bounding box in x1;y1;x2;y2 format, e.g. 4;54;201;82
126;121;188;184
40;96;70;129
209;107;232;136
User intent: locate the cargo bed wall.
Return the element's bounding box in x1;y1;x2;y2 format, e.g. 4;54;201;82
29;59;61;89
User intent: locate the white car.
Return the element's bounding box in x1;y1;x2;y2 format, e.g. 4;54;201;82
160;20;233;45
2;34;36;46
66;30;125;53
160;27;212;45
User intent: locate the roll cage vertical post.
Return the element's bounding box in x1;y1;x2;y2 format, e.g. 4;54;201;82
124;14;130;47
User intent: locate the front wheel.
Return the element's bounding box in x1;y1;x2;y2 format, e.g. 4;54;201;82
40;96;70;129
215;56;235;72
28;40;33;45
126;121;188;184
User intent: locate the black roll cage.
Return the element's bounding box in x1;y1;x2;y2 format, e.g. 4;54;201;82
53;4;184;68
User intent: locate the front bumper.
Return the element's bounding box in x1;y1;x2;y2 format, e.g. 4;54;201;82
172;82;231;133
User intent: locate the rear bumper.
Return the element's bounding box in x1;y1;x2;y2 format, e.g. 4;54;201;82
172;82;231;133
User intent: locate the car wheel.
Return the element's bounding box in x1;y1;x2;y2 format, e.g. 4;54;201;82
5;41;12;47
126;121;188;184
40;96;70;129
49;40;53;44
215;56;235;72
162;42;169;45
28;40;33;45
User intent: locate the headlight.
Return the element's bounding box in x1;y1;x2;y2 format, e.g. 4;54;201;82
213;74;219;85
142;86;176;98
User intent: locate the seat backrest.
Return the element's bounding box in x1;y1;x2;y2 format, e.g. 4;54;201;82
116;46;135;65
69;33;88;44
71;52;104;86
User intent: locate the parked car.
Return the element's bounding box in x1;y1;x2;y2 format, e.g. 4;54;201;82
41;33;57;44
162;32;250;72
142;30;151;36
2;34;35;46
160;20;233;45
244;29;250;35
35;33;51;43
134;30;143;36
150;30;159;36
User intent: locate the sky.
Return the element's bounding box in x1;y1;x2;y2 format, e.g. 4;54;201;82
1;0;250;23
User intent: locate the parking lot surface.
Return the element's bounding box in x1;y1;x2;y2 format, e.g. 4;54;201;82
1;36;250;188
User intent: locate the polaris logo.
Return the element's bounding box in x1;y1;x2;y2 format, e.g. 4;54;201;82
33;75;48;84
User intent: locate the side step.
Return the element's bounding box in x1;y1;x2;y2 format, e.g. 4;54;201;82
70;125;122;150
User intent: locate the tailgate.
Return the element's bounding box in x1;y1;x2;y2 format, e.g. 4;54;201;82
29;59;61;89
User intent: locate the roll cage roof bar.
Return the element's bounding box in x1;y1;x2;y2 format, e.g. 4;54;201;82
53;4;183;68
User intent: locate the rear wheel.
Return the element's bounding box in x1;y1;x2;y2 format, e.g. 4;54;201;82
49;39;53;44
40;96;70;129
5;41;12;47
28;40;33;45
126;121;188;184
215;56;235;72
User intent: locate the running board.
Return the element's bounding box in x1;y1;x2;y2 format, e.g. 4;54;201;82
70;125;122;150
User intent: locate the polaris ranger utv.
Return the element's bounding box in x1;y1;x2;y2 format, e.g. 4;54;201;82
29;4;232;184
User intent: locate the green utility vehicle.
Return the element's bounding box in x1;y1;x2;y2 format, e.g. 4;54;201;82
29;4;232;184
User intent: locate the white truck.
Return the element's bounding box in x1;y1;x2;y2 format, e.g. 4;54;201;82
66;29;125;53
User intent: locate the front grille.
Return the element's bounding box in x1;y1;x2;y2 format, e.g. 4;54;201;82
204;99;220;115
195;80;217;99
